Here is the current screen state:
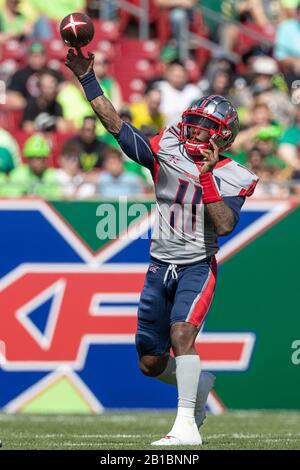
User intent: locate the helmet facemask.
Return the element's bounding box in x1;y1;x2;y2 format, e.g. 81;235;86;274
179;110;233;157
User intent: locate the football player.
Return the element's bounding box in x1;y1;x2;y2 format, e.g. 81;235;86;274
65;48;258;446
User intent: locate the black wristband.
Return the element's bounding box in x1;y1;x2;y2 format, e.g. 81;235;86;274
79;70;103;101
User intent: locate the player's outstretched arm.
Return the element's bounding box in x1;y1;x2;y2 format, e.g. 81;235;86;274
65;48;155;171
90;94;123;135
65;48;122;135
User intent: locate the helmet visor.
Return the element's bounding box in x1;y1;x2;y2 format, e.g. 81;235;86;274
183;114;221;130
182;114;222;143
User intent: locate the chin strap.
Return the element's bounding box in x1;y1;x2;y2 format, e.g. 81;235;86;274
199;172;223;204
184;142;210;156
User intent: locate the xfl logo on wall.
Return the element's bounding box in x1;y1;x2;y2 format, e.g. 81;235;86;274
0;199;294;413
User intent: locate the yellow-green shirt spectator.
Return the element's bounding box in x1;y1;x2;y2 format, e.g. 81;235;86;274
30;0;85;21
0;0;30;37
130;101;165;133
57;82;92;130
57;82;120;149
0;0;37;23
5;134;61;199
281;0;299;8
6;165;61;199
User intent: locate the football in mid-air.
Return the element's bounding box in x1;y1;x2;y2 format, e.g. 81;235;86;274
60;12;94;48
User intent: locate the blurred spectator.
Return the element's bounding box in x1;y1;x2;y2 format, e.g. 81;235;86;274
6;134;61;198
119;108;133;124
90;51;123;148
252;169;289;197
281;0;300;17
57;74;92;130
278;106;300;170
222;0;281;26
232;103;283;152
154;0;197;61
246;146;290;197
130;86;165;133
116;109;153;189
21;71;68;133
65;116;109;172
1;0;300;199
0;127;20;173
202;50;236;84
7;42;64;110
0;0;33;44
233;133;286;171
254;138;286;171
247;146;265;173
56;141;96;199
202;70;232;100
87;0;118;20
230;101;288;182
29;0;85;21
57;71;119;148
26;1;85;41
274;2;300;79
155;60;201;124
94;51;123;112
234;56;294;126
221;0;280;52
97;148;145;197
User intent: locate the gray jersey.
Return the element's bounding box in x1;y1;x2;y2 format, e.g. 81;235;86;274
149;125;258;264
116;122;258;265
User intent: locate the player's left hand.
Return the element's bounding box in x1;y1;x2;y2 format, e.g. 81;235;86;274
65;47;94;78
198;138;219;174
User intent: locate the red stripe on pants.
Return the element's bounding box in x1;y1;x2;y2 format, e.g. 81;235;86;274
187;257;217;328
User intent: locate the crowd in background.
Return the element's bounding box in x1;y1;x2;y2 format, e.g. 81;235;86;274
1;0;300;199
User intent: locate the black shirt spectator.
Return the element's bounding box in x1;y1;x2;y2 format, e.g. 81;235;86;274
22;98;63;131
7;42;64;110
21;71;67;133
65;116;109;172
8;65;64;101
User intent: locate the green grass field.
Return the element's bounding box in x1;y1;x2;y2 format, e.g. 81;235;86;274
0;411;300;450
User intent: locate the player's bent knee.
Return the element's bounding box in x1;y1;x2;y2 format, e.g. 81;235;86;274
136;331;158;356
138;355;169;377
135;328;170;375
171;322;198;356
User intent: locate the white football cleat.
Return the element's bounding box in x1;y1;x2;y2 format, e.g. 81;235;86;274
151;433;202;446
151;416;202;446
195;372;216;428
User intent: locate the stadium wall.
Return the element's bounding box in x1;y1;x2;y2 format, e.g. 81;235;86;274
0;198;299;413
